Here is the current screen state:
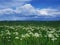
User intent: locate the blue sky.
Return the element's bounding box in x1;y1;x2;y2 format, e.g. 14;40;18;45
0;0;60;21
30;0;60;8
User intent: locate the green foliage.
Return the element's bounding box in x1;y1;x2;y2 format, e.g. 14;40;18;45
0;21;60;45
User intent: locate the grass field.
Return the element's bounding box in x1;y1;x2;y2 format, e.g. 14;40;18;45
0;21;60;45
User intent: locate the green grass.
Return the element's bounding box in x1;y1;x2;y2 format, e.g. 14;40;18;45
0;21;60;45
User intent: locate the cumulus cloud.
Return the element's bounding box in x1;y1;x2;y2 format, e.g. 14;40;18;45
15;4;37;15
14;4;60;16
0;4;60;17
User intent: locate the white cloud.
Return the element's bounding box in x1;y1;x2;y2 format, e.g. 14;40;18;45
15;4;60;16
0;8;14;14
0;0;31;8
15;4;36;15
38;8;60;16
0;4;60;17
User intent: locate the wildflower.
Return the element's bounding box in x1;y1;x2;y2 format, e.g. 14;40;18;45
13;32;19;35
25;33;30;37
21;34;25;38
50;31;55;33
6;36;11;39
15;37;19;39
33;33;40;38
27;30;31;33
6;31;11;35
51;38;57;41
20;38;23;40
8;36;11;38
9;26;15;29
48;34;54;38
29;32;33;35
54;33;59;38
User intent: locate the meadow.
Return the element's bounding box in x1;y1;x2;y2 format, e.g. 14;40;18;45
0;21;60;45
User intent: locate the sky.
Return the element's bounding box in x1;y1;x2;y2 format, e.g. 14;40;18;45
0;0;60;21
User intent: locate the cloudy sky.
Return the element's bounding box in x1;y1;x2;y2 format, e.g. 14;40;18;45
0;0;60;21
